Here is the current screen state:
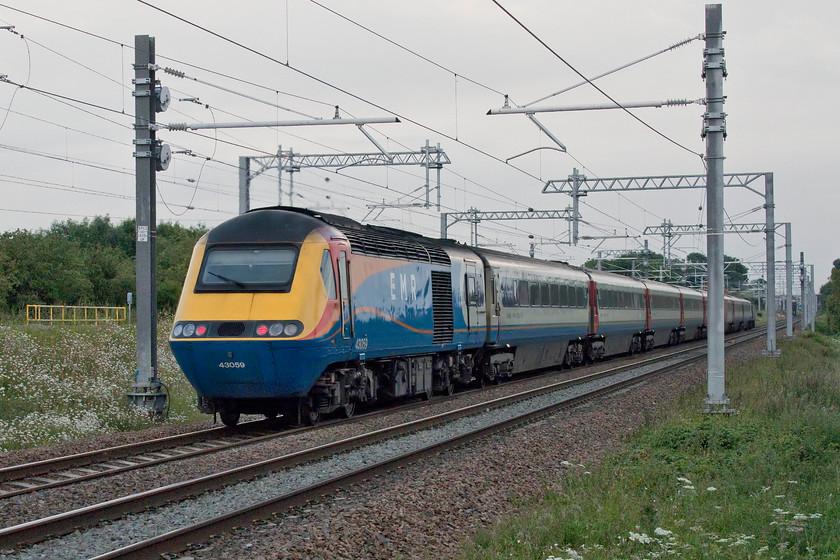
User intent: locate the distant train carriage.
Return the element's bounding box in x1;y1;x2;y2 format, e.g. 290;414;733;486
643;280;684;347
678;286;707;340
586;270;648;357
477;250;591;373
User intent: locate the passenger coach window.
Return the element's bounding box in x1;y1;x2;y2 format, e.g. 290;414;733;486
518;280;529;306
575;286;586;308
540;283;550;306
320;250;337;299
198;246;297;292
550;284;560;307
530;283;541;307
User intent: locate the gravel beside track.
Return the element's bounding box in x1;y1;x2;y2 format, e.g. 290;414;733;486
0;338;761;559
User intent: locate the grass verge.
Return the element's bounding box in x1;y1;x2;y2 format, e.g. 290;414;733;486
460;333;840;560
0;314;203;452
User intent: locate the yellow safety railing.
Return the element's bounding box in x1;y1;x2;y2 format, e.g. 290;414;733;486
26;305;127;325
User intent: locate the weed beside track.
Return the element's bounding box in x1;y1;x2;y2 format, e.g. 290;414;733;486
0;316;201;452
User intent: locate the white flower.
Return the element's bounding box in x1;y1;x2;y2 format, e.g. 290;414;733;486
787;480;798;484
809;513;823;519
706;486;717;492
629;531;654;544
793;514;808;521
654;528;673;537
677;477;692;484
561;460;573;466
682;485;695;490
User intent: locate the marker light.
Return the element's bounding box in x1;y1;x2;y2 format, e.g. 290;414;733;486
183;323;196;337
256;324;269;336
268;323;284;337
284;323;300;336
195;325;207;336
172;324;183;337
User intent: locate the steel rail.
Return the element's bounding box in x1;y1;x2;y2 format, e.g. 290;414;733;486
0;327;767;551
92;328;768;560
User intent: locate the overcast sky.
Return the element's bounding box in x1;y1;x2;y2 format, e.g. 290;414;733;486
1;1;837;289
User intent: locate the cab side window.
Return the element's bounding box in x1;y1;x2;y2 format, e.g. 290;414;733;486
320;250;337;299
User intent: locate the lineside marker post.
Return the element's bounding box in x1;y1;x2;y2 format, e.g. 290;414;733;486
703;4;735;414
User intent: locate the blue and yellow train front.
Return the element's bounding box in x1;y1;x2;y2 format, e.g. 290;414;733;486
169;209;352;419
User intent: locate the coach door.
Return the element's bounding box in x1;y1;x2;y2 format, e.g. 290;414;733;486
486;270;500;344
338;250;353;341
465;262;485;345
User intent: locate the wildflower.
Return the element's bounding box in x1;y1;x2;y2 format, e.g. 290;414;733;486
787;480;798;484
809;513;822;519
682;485;695;490
654;528;673;537
677;477;692;484
774;495;785;498
706;487;717;492
792;514;808;521
756;546;769;554
628;531;654;544
561;460;573;466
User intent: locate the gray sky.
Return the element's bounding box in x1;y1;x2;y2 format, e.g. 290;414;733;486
1;1;837;289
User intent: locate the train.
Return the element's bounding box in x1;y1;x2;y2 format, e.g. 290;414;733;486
168;206;755;427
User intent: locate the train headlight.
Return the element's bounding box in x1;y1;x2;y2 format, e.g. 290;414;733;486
172;324;183;337
283;323;300;337
182;323;196;337
256;324;269;336
268;323;284;337
195;325;207;337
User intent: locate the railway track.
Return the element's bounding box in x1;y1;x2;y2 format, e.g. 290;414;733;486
0;327;768;559
0;328;754;500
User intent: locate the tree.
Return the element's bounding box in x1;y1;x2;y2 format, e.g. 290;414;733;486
0;217;207;314
823;259;840;333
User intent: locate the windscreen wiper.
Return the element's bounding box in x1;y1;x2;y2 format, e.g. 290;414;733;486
206;270;247;288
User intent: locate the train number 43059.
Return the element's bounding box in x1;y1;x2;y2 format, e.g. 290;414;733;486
218;361;246;369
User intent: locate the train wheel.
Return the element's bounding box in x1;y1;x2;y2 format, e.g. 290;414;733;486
340;400;356;419
306;409;321;426
220;410;240;428
301;402;320;426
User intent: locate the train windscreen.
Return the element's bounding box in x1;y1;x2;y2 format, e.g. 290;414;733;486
196;245;298;292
